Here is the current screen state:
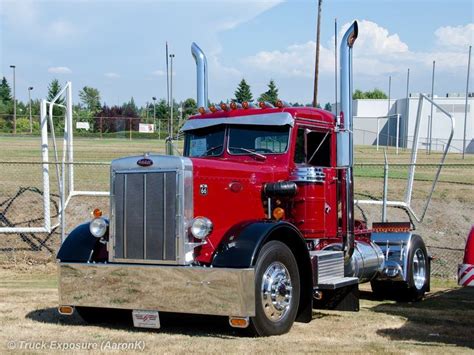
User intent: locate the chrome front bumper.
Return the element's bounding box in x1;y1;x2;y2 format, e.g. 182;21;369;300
59;263;255;317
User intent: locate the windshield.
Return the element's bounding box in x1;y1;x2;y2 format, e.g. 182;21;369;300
228;125;290;155
184;126;225;157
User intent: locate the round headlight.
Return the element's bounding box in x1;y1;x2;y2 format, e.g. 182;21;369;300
190;217;213;239
90;218;108;238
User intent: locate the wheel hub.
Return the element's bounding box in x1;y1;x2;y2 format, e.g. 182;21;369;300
413;248;427;290
261;262;293;322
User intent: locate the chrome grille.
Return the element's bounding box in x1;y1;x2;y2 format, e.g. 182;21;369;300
113;171;178;263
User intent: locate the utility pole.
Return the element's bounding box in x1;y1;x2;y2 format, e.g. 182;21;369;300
312;0;322;108
169;53;175;138
152;96;157;135
10;65;16;135
404;68;410;149
388;75;391;147
428;60;436;154
28;86;34;134
463;46;471;159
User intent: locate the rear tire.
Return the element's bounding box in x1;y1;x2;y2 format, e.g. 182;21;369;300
249;241;300;336
371;234;429;301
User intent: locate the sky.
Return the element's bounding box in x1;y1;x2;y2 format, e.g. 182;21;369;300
0;0;473;107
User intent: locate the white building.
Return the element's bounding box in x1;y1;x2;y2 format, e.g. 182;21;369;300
334;94;473;153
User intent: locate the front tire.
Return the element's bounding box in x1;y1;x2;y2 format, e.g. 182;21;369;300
249;241;300;336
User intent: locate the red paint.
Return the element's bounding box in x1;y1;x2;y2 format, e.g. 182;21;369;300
463;226;474;265
186;107;362;264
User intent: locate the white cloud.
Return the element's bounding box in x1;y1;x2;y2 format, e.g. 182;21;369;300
48;20;78;39
151;70;166;76
48;66;72;74
435;24;474;50
243;20;473;79
104;72;120;79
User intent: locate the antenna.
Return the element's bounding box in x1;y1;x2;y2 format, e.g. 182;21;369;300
335;17;338;119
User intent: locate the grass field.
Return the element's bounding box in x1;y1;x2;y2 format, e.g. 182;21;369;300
0;267;473;354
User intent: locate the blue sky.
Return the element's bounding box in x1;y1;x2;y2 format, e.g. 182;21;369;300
1;0;473;107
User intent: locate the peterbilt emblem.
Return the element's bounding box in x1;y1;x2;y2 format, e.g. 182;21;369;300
200;184;208;196
137;158;153;167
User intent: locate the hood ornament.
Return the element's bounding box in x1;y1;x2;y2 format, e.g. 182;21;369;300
137;152;153;167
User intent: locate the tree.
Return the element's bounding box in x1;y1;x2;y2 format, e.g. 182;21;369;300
234;79;253;103
0;77;12;103
324;102;332;111
47;79;65;123
258;79;279;103
182;98;197;117
79;86;101;114
122;97;139;117
353;88;388;99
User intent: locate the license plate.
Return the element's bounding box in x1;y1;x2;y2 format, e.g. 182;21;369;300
132;310;160;329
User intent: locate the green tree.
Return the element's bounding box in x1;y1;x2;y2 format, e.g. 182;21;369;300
258;79;279;103
47;79;65;122
79;86;101;114
0;77;12;103
122;97;139;117
353;88;388;99
324;102;332;111
182;98;197;117
234;79;253;103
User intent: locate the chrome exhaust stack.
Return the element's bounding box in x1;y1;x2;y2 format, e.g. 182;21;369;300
191;42;208;109
338;21;358;263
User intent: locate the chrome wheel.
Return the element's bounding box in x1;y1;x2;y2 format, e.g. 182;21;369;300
260;261;293;322
413;248;427;290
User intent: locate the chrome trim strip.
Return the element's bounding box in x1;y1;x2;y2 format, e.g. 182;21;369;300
59;263;255;317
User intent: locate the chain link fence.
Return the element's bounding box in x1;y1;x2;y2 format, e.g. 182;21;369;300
0;157;472;279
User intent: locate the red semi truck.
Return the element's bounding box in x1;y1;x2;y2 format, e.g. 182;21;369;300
57;22;430;336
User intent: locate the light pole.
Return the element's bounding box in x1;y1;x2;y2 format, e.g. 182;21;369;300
9;65;16;135
28;86;34;134
152;96;157;137
169;53;175;138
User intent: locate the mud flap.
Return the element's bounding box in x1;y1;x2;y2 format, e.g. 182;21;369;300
313;283;359;312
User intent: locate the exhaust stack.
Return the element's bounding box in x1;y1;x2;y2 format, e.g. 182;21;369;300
191;42;208;108
338;21;358;262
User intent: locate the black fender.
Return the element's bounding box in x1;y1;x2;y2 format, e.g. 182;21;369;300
212;220;313;323
57;222;107;262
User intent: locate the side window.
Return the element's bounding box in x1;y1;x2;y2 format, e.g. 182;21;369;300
307;131;330;166
294;128;305;163
293;128;331;167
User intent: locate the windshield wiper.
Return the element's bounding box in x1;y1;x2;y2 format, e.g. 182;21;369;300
200;145;223;157
229;147;267;161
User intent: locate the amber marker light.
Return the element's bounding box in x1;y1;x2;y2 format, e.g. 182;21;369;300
228;317;249;328
92;208;103;218
220;102;229;111
242;101;249;109
58;305;74;315
209;105;217;113
258;101;266;109
198;106;207;115
272;207;285;220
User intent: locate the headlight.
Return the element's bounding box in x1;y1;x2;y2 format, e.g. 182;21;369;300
190;217;213;239
90;218;108;238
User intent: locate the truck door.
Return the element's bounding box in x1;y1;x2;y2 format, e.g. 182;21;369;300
292;127;338;238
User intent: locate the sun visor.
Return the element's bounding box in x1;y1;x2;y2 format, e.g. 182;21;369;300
180;112;294;132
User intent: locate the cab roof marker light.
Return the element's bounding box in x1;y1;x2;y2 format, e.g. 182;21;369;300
220;102;229;111
259;101;275;109
275;100;289;108
198;106;208;115
230;102;242;110
209;104;222;113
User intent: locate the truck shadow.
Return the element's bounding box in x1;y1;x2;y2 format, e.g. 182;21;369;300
26;308;245;338
360;287;474;349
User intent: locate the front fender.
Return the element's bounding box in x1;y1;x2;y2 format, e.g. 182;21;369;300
212;220;306;268
57;222;103;262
